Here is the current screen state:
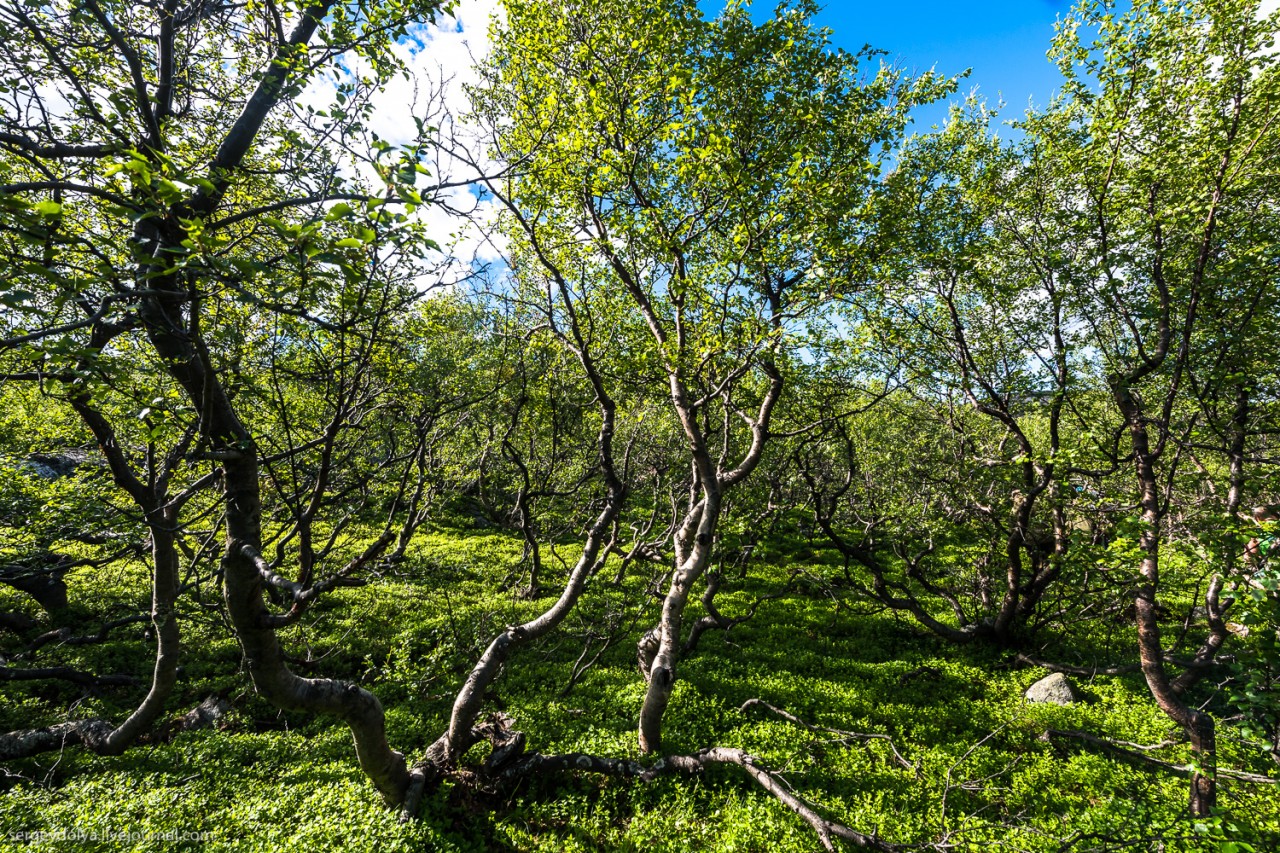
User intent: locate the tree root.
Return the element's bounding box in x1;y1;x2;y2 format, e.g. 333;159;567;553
422;713;902;852
0;611;36;634
0;719;115;761
0;558;70;612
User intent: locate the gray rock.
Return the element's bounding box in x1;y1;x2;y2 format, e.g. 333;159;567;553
21;449;99;480
1025;672;1076;705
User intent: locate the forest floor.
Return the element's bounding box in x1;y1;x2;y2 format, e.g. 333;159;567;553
0;528;1276;852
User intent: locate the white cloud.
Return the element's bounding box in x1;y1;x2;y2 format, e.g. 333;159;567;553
365;0;502;148
369;1;507;272
298;1;508;281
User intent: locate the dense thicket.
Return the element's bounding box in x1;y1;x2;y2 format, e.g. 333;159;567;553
1;0;1278;849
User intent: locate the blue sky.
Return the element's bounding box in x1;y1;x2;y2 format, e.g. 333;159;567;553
699;1;1078;131
400;0;1097;264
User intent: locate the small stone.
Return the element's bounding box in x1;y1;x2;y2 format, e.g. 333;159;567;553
23;450;97;480
181;695;232;730
1025;672;1075;705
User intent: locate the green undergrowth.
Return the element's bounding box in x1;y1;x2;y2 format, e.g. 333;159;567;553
1;528;1277;852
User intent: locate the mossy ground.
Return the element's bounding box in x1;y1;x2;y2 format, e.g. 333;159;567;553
0;529;1276;852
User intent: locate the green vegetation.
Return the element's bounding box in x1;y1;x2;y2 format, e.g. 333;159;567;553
1;0;1279;849
2;527;1277;851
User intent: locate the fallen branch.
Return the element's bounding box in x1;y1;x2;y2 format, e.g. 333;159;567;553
0;767;35;789
23;614;149;656
740;698;916;773
500;745;902;851
1042;729;1278;785
1013;653;1213;677
1014;654;1141;676
0;665;137;688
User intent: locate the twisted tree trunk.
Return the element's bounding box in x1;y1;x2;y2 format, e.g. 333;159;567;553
638;491;720;753
1116;381;1216;816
